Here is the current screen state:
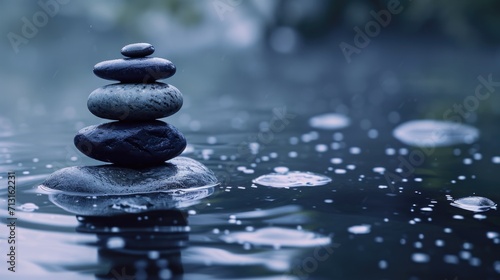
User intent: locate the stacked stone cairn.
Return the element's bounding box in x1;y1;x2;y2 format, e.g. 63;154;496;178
40;43;217;216
74;43;186;167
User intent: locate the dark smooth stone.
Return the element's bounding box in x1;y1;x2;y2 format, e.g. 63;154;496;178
93;57;176;83
87;83;183;121
121;43;155;58
74;120;186;166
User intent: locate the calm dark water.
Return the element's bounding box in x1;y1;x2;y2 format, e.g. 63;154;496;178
1;44;500;280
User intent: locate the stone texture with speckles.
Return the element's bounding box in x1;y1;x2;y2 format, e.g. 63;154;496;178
93;57;176;82
87;83;183;121
74;120;186;166
39;157;218;195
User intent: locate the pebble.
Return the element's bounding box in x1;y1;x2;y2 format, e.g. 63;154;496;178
87;83;183;121
93;57;176;83
74;120;186;166
121;43;155;58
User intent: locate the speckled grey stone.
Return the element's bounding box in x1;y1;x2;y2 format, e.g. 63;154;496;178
87;83;183;121
93;57;176;83
39;157;218;216
74;120;186;166
39;157;218;195
121;43;155;58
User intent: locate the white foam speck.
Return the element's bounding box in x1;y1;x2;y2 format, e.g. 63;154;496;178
347;224;371;234
411;253;430;263
309;113;350;130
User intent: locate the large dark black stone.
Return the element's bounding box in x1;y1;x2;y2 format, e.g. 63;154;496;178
93;57;176;83
74;120;186;166
121;43;155;58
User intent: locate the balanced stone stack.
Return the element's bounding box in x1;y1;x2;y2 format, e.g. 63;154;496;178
74;43;186;167
40;43;217;216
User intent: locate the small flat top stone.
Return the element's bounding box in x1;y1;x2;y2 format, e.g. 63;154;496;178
121;43;155;58
93;57;176;83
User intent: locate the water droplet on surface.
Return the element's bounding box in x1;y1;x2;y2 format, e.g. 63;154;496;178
393;120;479;147
308;113;350;130
411;252;430;263
253;171;331;188
450;196;497;212
347;224;371;234
18;203;39;212
106;237;125;249
220;227;331;248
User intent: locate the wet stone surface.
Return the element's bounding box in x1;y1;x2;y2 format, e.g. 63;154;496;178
74;120;186;166
39;157;218;195
93;57;176;83
87;83;183;121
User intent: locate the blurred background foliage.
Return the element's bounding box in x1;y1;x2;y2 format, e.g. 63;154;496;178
1;0;500;128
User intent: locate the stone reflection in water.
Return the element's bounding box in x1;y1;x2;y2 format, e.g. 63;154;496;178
77;210;189;280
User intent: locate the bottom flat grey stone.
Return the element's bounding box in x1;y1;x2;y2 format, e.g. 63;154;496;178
39;157;218;195
38;157;218;216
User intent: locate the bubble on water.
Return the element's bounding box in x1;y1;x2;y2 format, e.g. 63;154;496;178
349;147;361;154
450;196;497;212
385;148;396;156
220;227;331;248
301;131;319;142
378;260;388;269
411;253;430;263
288;151;298;158
393;120;479;147
378;185;388;189
368;129;378;139
453;215;464;220
435;240;444;247
462;158;472;165
106;237;125;249
487;232;499;239
18;203;39;212
324;199;333;204
373;167;385;174
347;224;371;234
492;156;500;164
274;166;289;173
330;158;343;164
309;113;350;130
420;207;432;212
315;144;328;152
252;171;331;188
473;214;487;220
335;169;346;174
